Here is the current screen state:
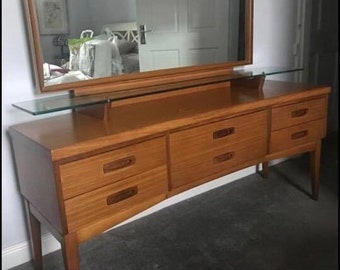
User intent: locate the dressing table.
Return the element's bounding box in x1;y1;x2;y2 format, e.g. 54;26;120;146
9;0;330;269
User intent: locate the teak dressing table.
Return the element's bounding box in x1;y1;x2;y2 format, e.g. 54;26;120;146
9;73;330;269
10;0;331;268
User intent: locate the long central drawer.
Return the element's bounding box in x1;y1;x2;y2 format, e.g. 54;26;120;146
170;136;267;189
169;110;267;162
169;110;268;189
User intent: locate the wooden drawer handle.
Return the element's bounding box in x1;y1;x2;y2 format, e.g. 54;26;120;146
107;186;138;205
103;156;136;173
213;127;235;139
291;130;308;140
291;108;308;118
213;151;235;164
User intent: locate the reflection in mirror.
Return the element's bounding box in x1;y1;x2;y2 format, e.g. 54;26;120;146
36;0;248;86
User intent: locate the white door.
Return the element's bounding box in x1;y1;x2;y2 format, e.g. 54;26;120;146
136;0;237;72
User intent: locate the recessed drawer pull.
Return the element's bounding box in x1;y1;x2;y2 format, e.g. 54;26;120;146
213;127;235;139
213;151;235;164
103;156;136;173
106;186;138;205
291;130;308;140
291;108;308;118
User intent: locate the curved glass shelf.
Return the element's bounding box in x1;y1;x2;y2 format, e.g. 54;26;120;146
12;66;303;116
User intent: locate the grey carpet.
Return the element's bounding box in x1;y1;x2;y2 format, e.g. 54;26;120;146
10;132;338;270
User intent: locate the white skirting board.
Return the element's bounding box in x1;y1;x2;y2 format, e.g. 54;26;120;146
2;233;61;270
3;163;283;269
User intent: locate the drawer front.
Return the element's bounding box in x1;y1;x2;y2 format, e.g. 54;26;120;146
171;136;267;189
271;97;327;131
60;137;166;199
170;110;267;162
64;166;167;232
270;118;326;153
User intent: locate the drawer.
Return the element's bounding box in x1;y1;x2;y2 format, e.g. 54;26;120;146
271;97;327;131
270;118;326;153
170;110;267;162
64;166;167;232
170;136;267;189
59;137;166;199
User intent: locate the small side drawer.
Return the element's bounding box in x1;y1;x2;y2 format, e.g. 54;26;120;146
271;97;327;131
64;166;168;232
171;136;267;189
270;118;326;153
170;110;267;162
59;137;166;199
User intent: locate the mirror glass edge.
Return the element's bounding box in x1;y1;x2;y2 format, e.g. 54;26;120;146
24;0;45;91
24;0;254;96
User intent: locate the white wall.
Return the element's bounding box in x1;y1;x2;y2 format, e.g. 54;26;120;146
252;0;300;81
2;0;50;249
1;0;300;268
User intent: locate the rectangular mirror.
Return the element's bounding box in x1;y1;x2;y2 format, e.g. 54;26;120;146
23;0;253;95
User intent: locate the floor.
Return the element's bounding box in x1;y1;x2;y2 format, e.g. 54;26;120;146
10;132;338;270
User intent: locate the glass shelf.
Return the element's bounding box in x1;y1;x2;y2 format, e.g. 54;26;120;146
233;66;303;76
12;94;109;115
12;66;303;116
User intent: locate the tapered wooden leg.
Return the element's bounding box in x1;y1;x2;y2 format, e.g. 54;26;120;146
256;162;269;178
310;140;321;200
27;207;43;270
61;233;80;270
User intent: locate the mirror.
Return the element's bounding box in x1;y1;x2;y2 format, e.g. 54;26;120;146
23;0;253;95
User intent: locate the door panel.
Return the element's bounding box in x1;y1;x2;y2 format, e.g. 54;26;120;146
304;0;338;132
188;0;216;29
136;0;234;71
